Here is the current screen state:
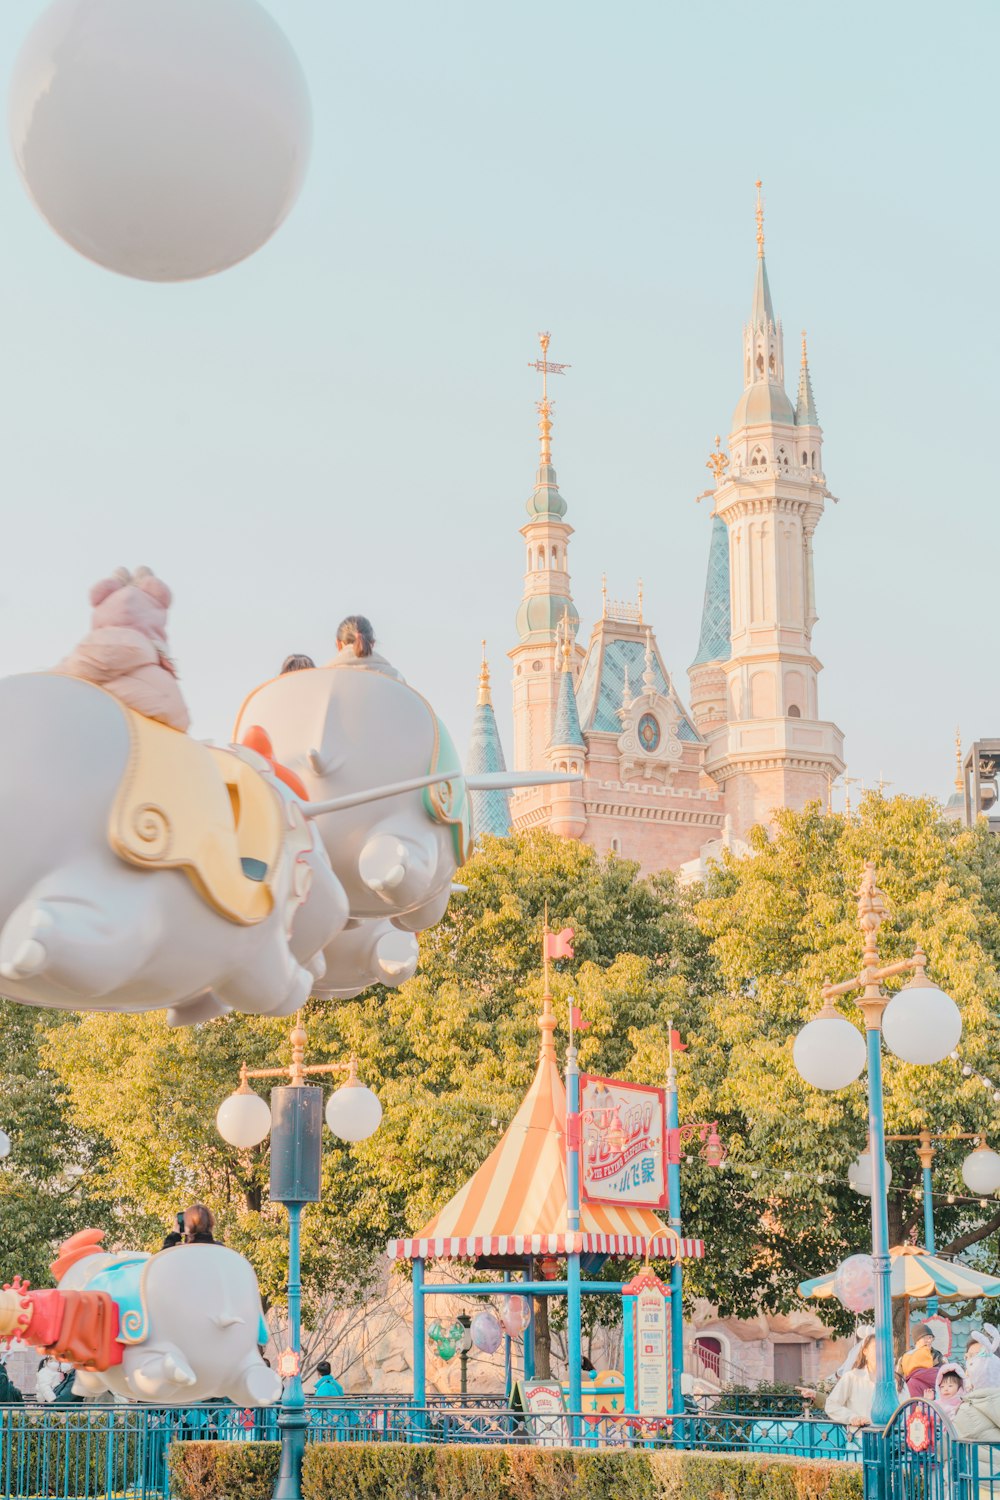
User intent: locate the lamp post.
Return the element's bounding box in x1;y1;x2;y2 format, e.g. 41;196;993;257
793;863;961;1427
216;1015;382;1500
456;1313;473;1398
665;1029;725;1413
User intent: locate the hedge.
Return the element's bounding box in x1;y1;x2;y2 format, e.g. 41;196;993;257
169;1440;863;1500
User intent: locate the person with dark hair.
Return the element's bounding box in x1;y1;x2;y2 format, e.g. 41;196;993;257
330;617;403;681
183;1204;216;1244
312;1360;343;1399
281;654;315;673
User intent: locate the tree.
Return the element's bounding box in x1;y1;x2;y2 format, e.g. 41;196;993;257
0;1002;110;1287
668;793;1000;1326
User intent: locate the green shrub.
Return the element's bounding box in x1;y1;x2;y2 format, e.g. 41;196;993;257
169;1440;280;1500
170;1440;864;1500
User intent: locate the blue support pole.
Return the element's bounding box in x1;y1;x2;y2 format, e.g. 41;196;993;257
566;1040;583;1442
524;1266;536;1380
273;1202;307;1500
413;1258;426;1407
922;1156;938;1317
866;1025;897;1427
666;1060;684;1414
503;1271;512;1401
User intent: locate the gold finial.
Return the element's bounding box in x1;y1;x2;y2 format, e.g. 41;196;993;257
560;607;573;673
528;331;570;469
601;573;608;618
637;578;644;624
755;179;764;259
477;640;492;707
706;434;730;483
801;329;808;365
955;726;963;792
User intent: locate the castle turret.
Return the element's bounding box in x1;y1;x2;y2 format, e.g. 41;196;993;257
701;183;844;837
467;644;511;839
510;334;580;772
688;504;731;730
546;620;587;837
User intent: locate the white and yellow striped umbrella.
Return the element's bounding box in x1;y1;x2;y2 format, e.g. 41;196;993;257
799;1245;1000;1303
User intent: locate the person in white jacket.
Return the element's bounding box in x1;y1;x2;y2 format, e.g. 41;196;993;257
33;1358;63;1404
965;1325;1000;1391
826;1336;903;1431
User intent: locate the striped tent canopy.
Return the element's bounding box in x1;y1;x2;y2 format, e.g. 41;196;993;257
799;1245;1000;1303
388;1000;705;1264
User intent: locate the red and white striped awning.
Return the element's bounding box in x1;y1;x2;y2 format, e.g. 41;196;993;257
386;1001;705;1266
388;1233;705;1261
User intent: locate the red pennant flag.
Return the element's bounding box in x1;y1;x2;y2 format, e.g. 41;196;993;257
544;927;575;960
670;1029;688;1052
570;1004;590;1032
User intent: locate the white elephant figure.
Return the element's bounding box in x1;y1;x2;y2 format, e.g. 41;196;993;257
0;673;349;1023
0;1229;281;1406
234;665;470;994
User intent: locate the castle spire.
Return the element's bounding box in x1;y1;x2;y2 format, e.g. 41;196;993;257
549;612;585;750
796;329;818;425
751;179;775;329
467;642;511;838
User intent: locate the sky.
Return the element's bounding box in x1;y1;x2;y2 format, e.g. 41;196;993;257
0;0;995;805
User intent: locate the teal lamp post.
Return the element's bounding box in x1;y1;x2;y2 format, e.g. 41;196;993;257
217;1016;382;1500
793;863;961;1427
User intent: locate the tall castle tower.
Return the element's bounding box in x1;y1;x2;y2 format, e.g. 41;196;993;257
695;183;844;836
509;334;581;770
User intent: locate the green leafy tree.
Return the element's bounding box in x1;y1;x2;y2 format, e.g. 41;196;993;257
0;1002;110;1286
670;793;1000;1325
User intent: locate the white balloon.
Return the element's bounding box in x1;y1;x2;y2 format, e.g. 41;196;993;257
793;1013;867;1091
217;1089;272;1149
962;1146;1000;1196
0;1128;10;1159
848;1151;892;1197
9;0;312;282
326;1082;383;1144
881;982;962;1066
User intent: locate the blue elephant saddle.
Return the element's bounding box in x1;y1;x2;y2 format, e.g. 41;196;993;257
106;700;301;926
86;1256;151;1344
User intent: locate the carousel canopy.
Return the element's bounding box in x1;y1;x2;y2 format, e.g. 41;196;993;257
799;1245;1000;1303
388;999;705;1264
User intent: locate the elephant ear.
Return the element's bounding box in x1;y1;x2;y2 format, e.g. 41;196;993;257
90;567;132;606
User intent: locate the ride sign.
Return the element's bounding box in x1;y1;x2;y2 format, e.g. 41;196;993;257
580;1075;667;1208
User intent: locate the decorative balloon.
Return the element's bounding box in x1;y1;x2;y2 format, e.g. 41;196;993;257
470;1309;503;1355
428;1319;464;1362
500;1294;531;1338
833;1254;877;1313
9;0;312;282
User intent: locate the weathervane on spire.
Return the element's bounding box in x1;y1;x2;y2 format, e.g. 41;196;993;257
528;332;571;466
706;434;729;483
755;179;765;259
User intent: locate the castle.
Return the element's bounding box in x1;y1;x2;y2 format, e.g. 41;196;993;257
468;187;846;876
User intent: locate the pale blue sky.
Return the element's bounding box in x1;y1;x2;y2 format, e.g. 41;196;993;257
0;0;993;804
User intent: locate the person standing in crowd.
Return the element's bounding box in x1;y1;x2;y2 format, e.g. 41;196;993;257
312;1361;343;1399
281;654;315;673
826;1335;901;1431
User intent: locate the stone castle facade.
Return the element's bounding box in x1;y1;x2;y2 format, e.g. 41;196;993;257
469;191;845;875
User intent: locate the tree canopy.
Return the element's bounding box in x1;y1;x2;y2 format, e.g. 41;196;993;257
5;804;1000;1337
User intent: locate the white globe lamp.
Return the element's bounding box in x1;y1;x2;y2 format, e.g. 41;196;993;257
0;1129;10;1159
962;1143;1000;1195
217;1082;272;1149
326;1075;383;1144
848;1151;892;1197
881;968;962;1066
9;0;312;282
793;1004;867;1091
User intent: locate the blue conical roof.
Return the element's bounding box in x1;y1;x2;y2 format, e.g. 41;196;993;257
550;659;585;750
691;516;731;666
467;655;511;839
796;342;818;426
